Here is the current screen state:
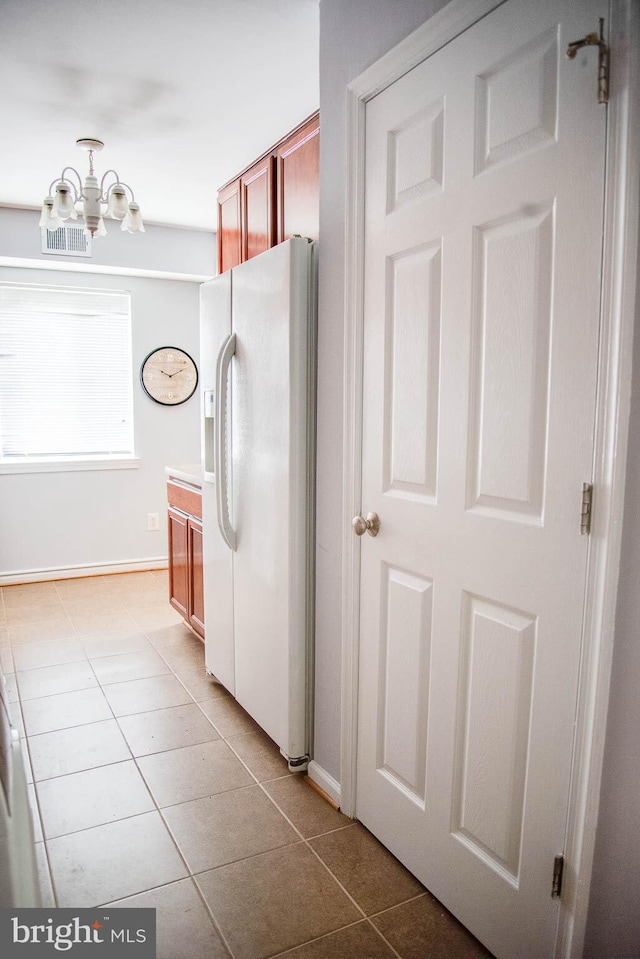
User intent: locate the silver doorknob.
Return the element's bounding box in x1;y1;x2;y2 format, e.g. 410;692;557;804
352;512;381;537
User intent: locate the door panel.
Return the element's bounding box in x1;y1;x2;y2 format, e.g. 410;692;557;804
474;26;558;174
385;242;441;500
378;565;433;804
468;207;553;519
453;593;536;881
356;1;607;956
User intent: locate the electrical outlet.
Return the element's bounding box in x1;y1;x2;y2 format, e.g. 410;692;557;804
147;512;160;532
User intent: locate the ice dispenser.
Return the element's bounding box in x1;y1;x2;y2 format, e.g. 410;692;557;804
203;389;215;478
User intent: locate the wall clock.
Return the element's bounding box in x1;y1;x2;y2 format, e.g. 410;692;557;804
140;346;198;406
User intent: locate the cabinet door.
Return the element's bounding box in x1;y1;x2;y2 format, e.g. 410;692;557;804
168;507;189;620
275;113;319;243
188;518;205;640
217;179;242;275
241;155;275;262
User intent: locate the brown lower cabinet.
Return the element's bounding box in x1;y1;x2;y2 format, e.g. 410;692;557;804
167;481;205;641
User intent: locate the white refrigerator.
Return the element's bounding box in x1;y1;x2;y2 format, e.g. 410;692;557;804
200;238;316;768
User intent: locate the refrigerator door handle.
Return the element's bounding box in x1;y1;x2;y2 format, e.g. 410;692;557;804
214;332;237;551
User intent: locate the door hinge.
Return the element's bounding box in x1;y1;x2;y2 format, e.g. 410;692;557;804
580;482;593;535
552;854;565;899
566;17;609;105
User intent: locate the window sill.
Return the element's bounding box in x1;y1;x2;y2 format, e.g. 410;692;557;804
0;457;141;475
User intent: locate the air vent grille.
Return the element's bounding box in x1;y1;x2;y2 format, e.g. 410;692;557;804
41;226;91;257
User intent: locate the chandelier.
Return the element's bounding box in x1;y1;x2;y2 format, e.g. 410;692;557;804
39;139;144;238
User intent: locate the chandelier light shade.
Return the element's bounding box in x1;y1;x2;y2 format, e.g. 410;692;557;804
40;139;145;238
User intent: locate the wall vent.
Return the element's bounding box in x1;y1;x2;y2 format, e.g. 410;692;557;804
41;226;91;257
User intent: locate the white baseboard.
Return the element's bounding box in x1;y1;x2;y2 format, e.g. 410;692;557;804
0;557;168;587
307;761;342;809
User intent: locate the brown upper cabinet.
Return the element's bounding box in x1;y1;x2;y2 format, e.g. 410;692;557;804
217;178;242;274
217;111;319;275
241;154;275;263
274;113;320;245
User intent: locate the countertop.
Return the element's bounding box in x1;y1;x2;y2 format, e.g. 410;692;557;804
165;463;203;487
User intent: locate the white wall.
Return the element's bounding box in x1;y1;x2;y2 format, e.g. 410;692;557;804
583;238;640;957
0;207;215;278
316;0;639;954
0;211;213;581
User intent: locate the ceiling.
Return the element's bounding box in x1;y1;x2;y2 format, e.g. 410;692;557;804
0;0;320;232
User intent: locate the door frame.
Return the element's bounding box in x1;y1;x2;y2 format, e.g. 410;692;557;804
339;1;640;956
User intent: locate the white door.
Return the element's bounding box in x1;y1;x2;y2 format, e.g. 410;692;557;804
356;1;607;956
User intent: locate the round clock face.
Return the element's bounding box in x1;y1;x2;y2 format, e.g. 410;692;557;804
140;347;198;406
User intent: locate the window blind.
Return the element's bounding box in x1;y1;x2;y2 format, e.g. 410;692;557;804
0;283;134;461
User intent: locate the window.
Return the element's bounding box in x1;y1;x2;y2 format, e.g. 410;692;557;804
0;282;135;471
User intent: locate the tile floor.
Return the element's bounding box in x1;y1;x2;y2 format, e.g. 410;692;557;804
0;571;492;959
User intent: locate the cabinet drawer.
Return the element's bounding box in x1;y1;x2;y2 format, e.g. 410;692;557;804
167;480;202;520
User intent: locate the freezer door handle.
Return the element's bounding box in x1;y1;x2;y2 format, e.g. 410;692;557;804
214;332;237;550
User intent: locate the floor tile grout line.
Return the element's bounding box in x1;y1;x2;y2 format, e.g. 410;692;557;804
7;575;421;959
126;751;197;882
268;916;404;959
181;834;395;959
29;748;136;787
20;701;60;909
30;664;195;902
16;609;356;888
55;578;166;635
138;662;317;891
361;921;406;959
7;627;170;663
97;647;254;928
99;875;235;959
228;763;378;926
21;656;219;781
13;644;89;672
126;663;271;923
366;890;430;921
297;828;371;922
15;665;97;700
223;737;310;833
297;820;357;843
21;667;183;893
40;837;60;909
187;875;236;959
34;739;350;871
7;632;225;944
36;788;158;844
4;582;72;632
150;685;388;949
20;645;127;787
121;734;245;959
42;807;189;877
232;766;432;952
70;649;235;883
